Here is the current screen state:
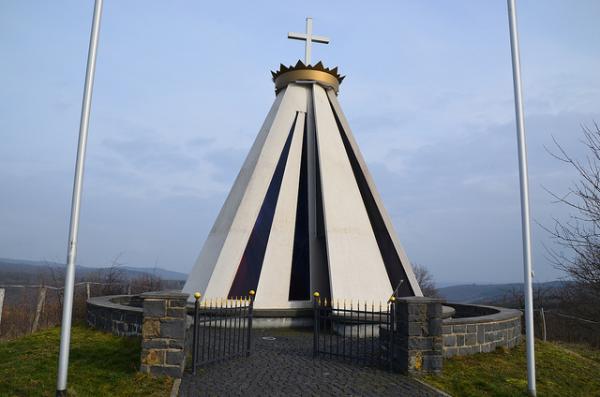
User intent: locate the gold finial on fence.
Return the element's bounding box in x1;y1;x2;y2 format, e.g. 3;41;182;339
388;296;396;303
249;290;256;297
313;291;321;305
194;292;201;300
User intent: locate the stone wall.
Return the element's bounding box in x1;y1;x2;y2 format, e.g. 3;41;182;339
139;291;190;378
86;295;143;337
442;303;522;357
389;297;445;375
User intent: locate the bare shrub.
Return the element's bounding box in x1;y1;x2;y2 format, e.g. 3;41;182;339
412;263;439;297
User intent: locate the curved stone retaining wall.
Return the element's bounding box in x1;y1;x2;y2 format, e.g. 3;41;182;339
442;303;522;358
86;295;143;337
87;294;522;364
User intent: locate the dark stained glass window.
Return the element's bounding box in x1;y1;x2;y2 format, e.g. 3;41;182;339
311;113;332;300
228;113;299;298
328;99;414;297
288;121;310;301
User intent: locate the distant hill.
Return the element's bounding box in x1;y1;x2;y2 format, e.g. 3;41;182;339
0;257;188;285
120;266;188;281
438;281;567;304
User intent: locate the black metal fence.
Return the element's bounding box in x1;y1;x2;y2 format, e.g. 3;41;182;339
191;291;255;374
313;293;396;370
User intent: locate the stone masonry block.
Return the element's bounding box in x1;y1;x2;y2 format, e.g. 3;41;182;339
141;349;164;366
408;337;433;350
465;333;477;346
429;318;442;335
168;299;187;308
408;322;425;336
142;339;169;350
477;325;484;344
149;365;183;378
160;319;185;339
142;319;160;339
407;304;427;322
166;307;186;319
444;335;456;347
427;302;442;318
144;299;166;318
458;346;475;356
444;346;458;358
168;339;185;350
481;343;493;353
166;350;185;366
422;355;443;372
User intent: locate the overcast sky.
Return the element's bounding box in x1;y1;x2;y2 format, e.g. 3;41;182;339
1;1;599;284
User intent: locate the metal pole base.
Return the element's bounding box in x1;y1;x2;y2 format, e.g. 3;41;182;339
56;389;67;397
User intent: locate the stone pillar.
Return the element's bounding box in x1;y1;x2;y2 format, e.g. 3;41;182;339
139;291;189;378
394;296;444;375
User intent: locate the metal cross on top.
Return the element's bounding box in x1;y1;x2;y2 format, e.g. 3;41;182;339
288;17;330;65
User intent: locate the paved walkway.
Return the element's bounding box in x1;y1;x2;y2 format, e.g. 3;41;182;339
179;328;443;397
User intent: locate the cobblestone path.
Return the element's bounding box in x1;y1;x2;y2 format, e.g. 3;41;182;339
179;328;443;396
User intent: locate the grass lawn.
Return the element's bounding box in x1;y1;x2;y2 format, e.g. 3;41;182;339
0;324;172;397
423;340;600;397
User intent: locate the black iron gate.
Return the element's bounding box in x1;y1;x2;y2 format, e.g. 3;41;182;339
313;293;397;371
191;291;255;374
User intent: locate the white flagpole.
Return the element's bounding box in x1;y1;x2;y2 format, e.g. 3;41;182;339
506;0;536;396
56;0;103;395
